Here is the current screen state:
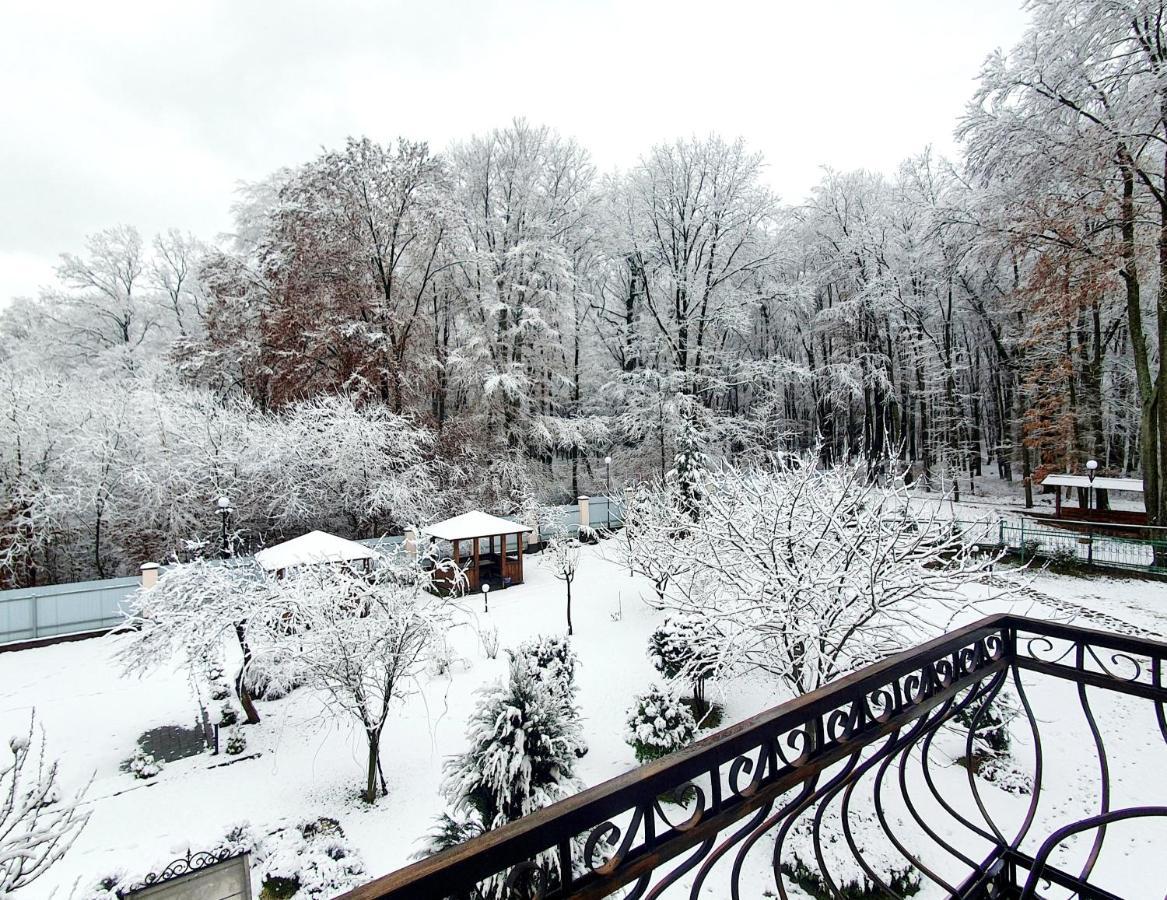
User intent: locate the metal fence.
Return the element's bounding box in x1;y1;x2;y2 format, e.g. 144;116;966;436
952;517;1167;576
0;575;140;644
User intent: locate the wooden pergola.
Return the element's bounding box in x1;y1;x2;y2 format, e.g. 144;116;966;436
422;512;533;594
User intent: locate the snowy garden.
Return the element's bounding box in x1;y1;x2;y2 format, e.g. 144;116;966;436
6;0;1167;895
4;453;1167;898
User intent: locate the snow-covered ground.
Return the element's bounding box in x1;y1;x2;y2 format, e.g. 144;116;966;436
3;538;1166;897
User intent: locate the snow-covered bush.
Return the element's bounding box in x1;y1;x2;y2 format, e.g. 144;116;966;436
953;689;1030;794
219;702;240;726
244;654;307;702
513;634;578;698
479;623;500;660
513;634;586;756
428;634;457;677
224;726;247;756
256;818;365;899
129;748;161;779
625;684;697;764
778;809;920;899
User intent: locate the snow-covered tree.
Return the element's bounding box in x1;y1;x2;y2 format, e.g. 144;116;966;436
541;535;581;635
1;714;90;893
667;394;708;521
628;456;988;695
422;653;582;895
269;564;446;804
119;559;273;724
647;615;722;712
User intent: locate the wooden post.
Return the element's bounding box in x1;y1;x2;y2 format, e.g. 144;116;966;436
1055;489;1062;518
473;535;481;591
517;532;525;582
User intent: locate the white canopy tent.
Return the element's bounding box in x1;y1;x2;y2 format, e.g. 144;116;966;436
254;530;377;574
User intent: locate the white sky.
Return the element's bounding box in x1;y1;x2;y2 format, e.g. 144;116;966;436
0;0;1031;308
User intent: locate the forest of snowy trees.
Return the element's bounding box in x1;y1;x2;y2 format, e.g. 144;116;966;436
3;0;1167;588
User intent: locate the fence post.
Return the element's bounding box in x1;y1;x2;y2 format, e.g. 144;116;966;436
140;562;160;589
1020;519;1026;561
577;496;590;536
29;595;38;640
1087;529;1094;565
998;518;1004;546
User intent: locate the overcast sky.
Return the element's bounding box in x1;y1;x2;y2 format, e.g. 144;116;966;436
0;0;1031;307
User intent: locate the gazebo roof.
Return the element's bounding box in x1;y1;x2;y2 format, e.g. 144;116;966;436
1041;474;1144;493
254;530;377;571
422;511;533;542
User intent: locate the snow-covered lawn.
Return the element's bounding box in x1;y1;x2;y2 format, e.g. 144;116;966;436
3;538;1165;897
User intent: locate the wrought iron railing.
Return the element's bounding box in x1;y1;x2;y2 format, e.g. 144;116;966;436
339;615;1167;899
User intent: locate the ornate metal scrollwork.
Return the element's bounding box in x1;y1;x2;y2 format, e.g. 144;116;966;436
119;847;242;896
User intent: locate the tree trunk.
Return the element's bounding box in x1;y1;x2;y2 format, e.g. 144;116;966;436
234;622;261;724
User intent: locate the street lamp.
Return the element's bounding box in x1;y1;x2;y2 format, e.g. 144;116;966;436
216;495;234;559
1086;459;1099;512
481;582;490;614
604;455;612;530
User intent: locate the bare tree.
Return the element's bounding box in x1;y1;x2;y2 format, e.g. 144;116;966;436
0;713;90;893
268;565;448;803
542;535;581;635
626;457;988;695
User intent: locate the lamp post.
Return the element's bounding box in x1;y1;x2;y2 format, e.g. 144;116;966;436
216;495;233;559
481;582;490;614
1086;459;1098;512
604;455;612;530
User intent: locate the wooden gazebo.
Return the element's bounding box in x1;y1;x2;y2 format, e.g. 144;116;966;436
422;512;533;593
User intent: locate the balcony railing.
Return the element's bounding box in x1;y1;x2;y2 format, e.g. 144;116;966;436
338;614;1167;899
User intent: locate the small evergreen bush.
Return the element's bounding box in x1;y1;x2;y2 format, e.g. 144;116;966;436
625;684;697;763
129;748;161;779
224;726;247;755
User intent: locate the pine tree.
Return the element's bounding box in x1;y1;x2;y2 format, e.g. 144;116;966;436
648;616;721;711
667;394;707;521
420;654;583;896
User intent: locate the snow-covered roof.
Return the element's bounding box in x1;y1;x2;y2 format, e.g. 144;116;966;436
422;511;533;541
254;530;377;571
1041;474;1144;493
